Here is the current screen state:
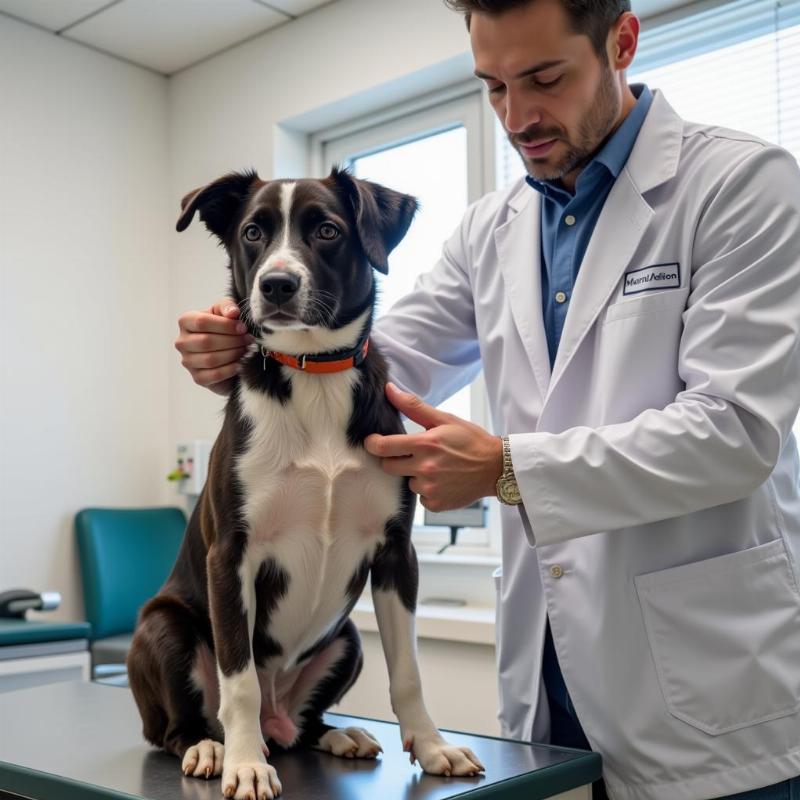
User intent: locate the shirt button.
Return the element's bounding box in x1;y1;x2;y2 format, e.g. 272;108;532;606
550;565;563;579
564;214;576;226
555;291;568;304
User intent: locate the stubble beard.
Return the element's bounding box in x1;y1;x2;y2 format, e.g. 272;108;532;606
510;65;621;183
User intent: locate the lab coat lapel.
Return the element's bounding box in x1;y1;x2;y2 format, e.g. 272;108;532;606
495;189;552;401
543;90;683;408
546;172;653;396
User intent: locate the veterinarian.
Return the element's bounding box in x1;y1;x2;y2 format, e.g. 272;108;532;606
174;0;800;798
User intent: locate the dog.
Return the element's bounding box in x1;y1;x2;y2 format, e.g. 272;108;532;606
126;167;485;800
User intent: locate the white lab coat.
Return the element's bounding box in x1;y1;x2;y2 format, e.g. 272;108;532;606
371;89;800;800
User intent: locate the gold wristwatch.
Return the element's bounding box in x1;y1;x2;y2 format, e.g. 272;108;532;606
496;435;522;506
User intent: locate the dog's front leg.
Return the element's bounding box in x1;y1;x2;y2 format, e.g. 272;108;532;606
371;527;485;777
208;546;282;800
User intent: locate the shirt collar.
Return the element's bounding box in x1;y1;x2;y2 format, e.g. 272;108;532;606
525;83;653;200
593;83;653;178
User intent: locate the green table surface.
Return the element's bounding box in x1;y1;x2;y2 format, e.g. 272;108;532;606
0;682;601;800
0;619;92;646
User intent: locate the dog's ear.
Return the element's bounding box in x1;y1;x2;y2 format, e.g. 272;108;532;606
330;167;418;274
176;169;260;239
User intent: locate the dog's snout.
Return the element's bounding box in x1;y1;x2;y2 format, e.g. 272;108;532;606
260;272;300;305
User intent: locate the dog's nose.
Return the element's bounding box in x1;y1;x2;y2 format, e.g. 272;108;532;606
260;272;300;305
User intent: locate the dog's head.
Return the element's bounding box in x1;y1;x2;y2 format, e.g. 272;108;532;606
176;168;418;354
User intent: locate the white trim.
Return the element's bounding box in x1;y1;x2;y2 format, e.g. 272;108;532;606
640;0;734;29
479;84;498;196
319;90;485;203
417;549;501;568
352;596;495;646
0;651;91;681
310;79;479;175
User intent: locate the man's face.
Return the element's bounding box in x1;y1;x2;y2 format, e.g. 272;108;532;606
471;0;623;185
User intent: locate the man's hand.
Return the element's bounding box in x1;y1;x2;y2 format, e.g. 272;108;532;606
365;383;503;511
175;297;255;396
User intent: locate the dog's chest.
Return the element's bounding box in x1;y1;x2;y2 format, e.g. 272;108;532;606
236;372;401;661
237;371;400;538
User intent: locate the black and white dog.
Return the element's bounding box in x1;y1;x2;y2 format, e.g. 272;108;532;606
126;168;484;800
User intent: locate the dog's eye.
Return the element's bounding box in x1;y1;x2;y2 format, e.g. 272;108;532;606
317;223;340;241
243;224;262;242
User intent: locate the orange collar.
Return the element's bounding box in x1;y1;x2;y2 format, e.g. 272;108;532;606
261;337;369;374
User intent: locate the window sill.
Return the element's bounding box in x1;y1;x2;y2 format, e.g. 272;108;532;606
415;547;501;568
352;596;496;646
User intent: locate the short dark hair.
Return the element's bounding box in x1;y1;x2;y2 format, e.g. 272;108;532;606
443;0;632;60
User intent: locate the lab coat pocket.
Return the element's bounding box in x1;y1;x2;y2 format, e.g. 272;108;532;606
634;538;800;736
603;289;686;323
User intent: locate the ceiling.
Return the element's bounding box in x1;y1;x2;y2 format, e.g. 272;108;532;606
0;0;336;75
0;0;699;77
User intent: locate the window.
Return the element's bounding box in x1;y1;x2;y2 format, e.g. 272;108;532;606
632;0;799;158
316;89;499;550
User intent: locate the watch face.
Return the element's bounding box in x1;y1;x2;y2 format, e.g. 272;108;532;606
498;478;522;505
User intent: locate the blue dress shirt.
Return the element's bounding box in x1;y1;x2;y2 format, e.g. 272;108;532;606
526;83;653;367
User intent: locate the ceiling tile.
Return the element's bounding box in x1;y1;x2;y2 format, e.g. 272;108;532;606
63;0;287;74
0;0;112;32
260;0;334;17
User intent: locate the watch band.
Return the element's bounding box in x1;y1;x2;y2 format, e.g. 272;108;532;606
496;435;522;505
501;435;514;478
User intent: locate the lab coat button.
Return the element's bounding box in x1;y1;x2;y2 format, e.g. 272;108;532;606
564;215;576;226
550;565;563;578
555;291;568;304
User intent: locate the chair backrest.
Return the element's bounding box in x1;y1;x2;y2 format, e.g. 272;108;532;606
75;507;186;640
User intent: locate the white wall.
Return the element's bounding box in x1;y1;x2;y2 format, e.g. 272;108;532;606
0;16;172;621
337;631;499;737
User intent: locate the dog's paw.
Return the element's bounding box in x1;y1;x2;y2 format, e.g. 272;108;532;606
315;726;383;759
404;734;485;777
182;739;225;778
221;759;282;800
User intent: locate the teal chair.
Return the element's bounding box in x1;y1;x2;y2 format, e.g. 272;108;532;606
75;507;186;679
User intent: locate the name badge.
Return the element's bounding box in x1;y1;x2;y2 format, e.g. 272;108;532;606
623;263;681;296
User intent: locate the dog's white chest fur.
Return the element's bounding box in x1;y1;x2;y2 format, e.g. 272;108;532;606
237;370;400;665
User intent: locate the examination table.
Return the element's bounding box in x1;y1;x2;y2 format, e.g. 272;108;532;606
0;681;601;799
